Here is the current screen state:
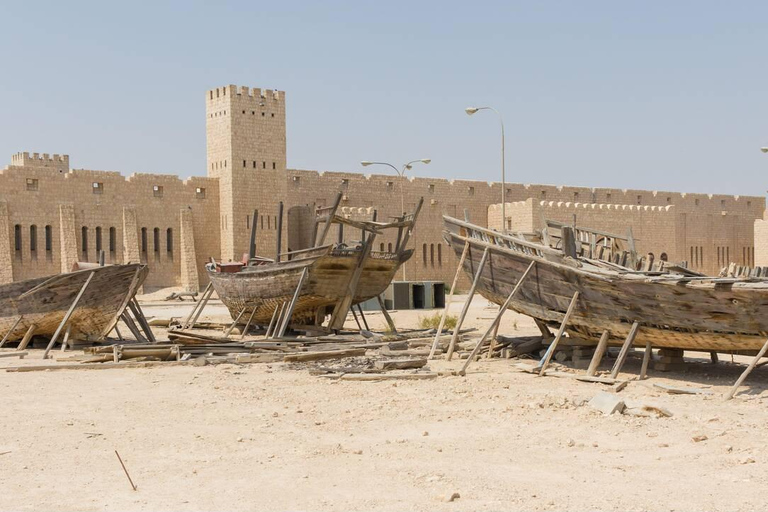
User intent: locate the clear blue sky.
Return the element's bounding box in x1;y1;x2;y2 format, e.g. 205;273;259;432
1;1;766;195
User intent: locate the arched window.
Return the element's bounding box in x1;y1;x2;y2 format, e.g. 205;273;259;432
95;227;102;253
166;228;173;255
422;244;427;266
438;244;442;266
430;244;435;266
660;252;668;262
29;225;37;255
388;242;392;252
141;228;148;254
45;225;52;253
109;227;116;255
81;227;88;260
153;228;160;256
379;243;384;251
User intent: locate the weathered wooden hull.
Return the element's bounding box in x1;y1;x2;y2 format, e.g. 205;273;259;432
444;216;768;352
0;264;149;343
208;249;412;325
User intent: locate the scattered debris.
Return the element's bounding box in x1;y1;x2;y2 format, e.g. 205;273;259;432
588;392;625;415
114;450;137;491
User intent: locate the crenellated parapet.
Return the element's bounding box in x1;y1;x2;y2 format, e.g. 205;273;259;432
10;152;69;171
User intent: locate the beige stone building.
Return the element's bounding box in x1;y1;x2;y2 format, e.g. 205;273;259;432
0;84;763;291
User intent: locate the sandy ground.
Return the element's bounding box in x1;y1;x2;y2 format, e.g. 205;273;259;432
3;293;768;511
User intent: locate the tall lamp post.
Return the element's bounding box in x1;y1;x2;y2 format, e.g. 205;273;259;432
465;106;506;231
360;158;431;280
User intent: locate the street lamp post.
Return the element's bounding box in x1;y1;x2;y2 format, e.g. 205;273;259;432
465;106;506;231
360;158;431;280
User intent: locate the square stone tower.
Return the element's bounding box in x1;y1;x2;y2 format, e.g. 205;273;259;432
206;85;287;261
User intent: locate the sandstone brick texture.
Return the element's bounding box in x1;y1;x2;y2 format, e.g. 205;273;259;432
0;85;764;291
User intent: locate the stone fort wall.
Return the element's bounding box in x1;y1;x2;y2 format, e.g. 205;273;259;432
0;83;763;290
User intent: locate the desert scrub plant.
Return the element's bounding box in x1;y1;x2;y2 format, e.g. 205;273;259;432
418;312;458;331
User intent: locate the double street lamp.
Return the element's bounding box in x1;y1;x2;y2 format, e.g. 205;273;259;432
360;158;431;280
360;159;431;215
465;106;507;231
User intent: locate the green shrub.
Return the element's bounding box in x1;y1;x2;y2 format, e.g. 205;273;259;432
418;312;457;331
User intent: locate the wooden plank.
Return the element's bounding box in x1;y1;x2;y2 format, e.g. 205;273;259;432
429;241;469;359
283;348;366;362
332;372;438;382
446;247;489;361
59;324;73;353
0;351;27;359
5;360;194;372
537;291;580;375
610;321;640;379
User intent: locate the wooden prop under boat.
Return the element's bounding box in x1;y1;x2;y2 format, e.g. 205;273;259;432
443;215;768;352
208;195;422;332
0;263;149;343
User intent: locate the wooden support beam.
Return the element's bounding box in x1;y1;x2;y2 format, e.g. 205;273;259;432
726;337;768;400
265;303;282;339
429;242;469;359
537;291;580;376
460;261;536;375
223;308;247;338
610;321;640;379
446;247;489;361
183;282;211;329
129;299;155;343
350;307;362;330
16;324;38;351
121;312;147;343
316;192;343;246
277;268;309;338
357;305;370;331
267;302;286;339
187;283;214;329
0;316;23;349
42;271;96;359
240;307;258;340
328;234;376;331
639;341;653;379
586;330;610;376
59;324;73;353
533;318;552;339
377;295;396;334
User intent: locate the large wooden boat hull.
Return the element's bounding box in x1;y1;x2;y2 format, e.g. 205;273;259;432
208;249;412;325
444;216;768;352
0;263;149;343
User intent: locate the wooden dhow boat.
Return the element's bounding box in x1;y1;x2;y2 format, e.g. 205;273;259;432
0;262;149;348
206;194;422;335
443;215;768;353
